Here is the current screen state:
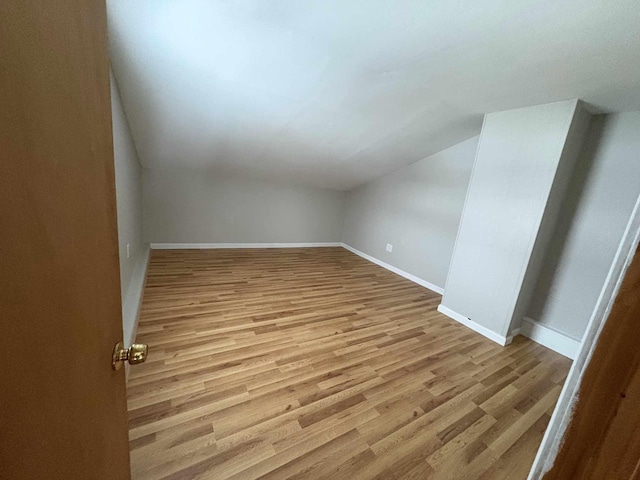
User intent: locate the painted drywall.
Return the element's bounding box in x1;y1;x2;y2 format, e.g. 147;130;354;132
342;136;479;290
510;101;592;335
107;0;640;190
143;170;346;243
111;74;149;346
527;112;640;341
441;100;582;339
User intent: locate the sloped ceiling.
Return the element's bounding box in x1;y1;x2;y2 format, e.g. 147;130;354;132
107;0;640;190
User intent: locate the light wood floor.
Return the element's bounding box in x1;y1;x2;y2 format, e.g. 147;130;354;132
128;248;571;480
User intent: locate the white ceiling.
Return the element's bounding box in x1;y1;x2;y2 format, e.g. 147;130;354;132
107;0;640;190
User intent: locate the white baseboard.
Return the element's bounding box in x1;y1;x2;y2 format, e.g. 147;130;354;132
123;246;150;382
150;242;342;249
520;317;580;359
151;242;445;297
437;304;511;345
434;307;580;356
146;242;579;359
341;243;444;295
507;327;522;345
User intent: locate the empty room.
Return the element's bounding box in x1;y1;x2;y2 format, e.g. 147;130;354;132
3;1;640;479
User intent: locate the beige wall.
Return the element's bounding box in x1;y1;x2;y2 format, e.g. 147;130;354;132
342;136;479;290
143;170;346;244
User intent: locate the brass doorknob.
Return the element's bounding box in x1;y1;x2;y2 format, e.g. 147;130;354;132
112;342;148;370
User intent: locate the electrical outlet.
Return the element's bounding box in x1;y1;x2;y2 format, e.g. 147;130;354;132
126;243;130;258
386;243;393;253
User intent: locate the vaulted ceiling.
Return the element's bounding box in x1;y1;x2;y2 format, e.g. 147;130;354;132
107;1;640;190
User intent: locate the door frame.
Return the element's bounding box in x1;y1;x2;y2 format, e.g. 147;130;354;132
528;192;640;479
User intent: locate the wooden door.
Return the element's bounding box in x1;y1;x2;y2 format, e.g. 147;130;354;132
543;244;640;479
0;1;131;479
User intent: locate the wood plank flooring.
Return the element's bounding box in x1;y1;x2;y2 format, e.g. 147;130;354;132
128;248;571;480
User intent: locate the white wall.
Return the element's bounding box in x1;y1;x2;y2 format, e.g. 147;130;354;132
143;170;346;244
111;74;149;346
441;100;586;341
342;136;479;290
527;112;640;341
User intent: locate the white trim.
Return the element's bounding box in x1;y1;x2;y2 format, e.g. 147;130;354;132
341;243;444;295
122;247;150;345
520;317;581;360
150;242;342;249
123;245;150;382
437;304;511;346
507;327;521;345
129;248;150;345
528;192;640;479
